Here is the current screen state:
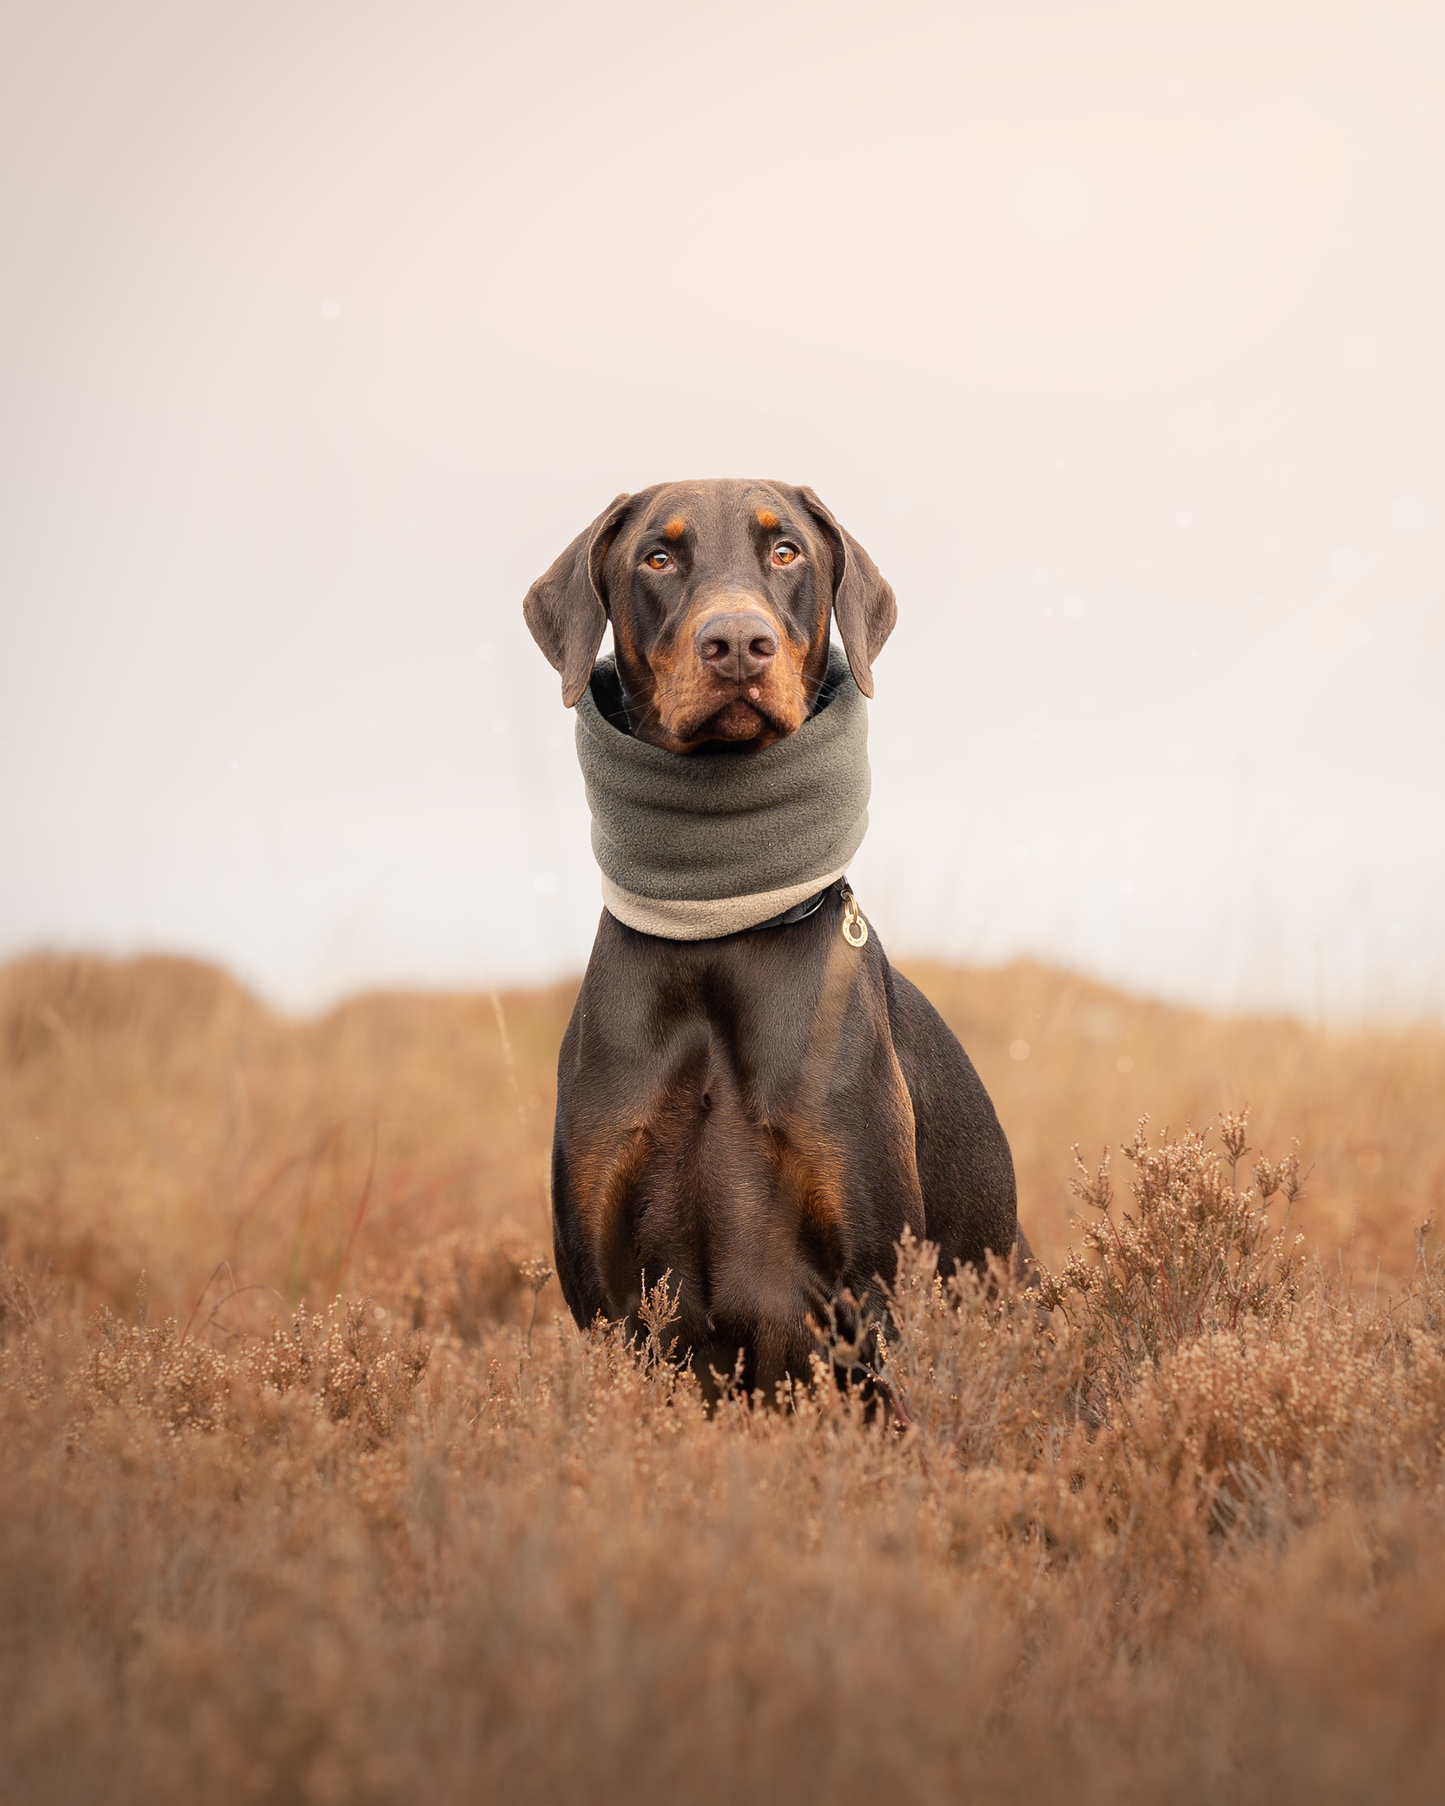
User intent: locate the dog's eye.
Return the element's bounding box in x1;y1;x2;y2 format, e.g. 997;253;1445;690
644;550;673;570
771;543;799;566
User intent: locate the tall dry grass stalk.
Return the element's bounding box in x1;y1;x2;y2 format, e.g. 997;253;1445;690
2;953;1444;1802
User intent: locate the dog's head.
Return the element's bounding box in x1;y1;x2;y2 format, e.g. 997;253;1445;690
522;479;896;752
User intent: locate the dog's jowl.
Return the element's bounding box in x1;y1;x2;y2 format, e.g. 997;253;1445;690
523;478;1029;1395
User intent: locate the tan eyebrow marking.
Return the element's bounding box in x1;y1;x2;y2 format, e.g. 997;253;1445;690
756;508;779;530
664;517;687;540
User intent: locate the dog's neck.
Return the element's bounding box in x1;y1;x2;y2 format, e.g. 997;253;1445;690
573;644;870;941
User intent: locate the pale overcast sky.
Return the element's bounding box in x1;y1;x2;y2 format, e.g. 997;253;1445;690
2;0;1442;1018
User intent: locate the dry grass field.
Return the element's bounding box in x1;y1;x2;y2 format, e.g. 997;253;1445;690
3;949;1444;1803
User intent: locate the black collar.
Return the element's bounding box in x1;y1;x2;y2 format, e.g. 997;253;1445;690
749;878;846;932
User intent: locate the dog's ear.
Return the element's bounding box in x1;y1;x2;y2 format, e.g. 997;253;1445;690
793;487;897;698
523;493;632;706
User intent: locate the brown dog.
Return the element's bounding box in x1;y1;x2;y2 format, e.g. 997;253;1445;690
525;479;1026;1395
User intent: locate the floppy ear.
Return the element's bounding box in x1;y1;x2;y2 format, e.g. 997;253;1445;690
522;493;632;707
794;487;897;698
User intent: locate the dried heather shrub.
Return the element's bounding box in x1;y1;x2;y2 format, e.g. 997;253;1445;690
396;1224;538;1340
75;1296;431;1448
4;957;1445;1805
2;1207;1444;1804
1039;1111;1306;1398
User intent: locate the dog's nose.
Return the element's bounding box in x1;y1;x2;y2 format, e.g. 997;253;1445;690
694;611;778;681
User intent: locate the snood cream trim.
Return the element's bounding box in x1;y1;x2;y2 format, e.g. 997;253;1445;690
599;865;851;941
